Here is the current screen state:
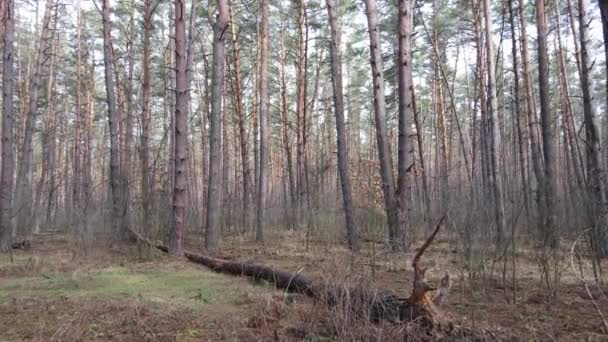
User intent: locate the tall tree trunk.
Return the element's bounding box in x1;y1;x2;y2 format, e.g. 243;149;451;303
580;0;607;257
228;1;252;230
14;0;56;240
363;0;399;249
0;0;15;252
206;0;228;251
296;0;308;219
73;0;83;233
601;0;608;121
256;0;269;242
519;0;543;211
35;35;58;233
101;0;123;244
412;89;431;221
0;0;5;53
120;0;136;237
140;0;158;231
279;32;296;219
169;0;189;255
567;0;583;78
326;0;358;250
483;0;506;246
507;0;530;221
397;0;416;250
536;0;558;250
555;1;584;189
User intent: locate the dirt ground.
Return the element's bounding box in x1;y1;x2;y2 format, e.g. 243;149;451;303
1;232;607;341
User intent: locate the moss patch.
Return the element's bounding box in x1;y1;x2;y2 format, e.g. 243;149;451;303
0;263;245;308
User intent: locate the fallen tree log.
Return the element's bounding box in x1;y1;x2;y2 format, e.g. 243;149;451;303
183;251;408;322
180;218;450;324
132;218;493;338
11;240;31;250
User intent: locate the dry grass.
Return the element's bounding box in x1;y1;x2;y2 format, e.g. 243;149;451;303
1;231;608;341
217;229;608;341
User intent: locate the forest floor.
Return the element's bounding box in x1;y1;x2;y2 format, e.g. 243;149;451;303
1;231;607;341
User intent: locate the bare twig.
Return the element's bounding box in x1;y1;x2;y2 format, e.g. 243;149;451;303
569;229;608;333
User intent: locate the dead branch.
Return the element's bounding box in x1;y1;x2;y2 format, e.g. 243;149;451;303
570;230;608;334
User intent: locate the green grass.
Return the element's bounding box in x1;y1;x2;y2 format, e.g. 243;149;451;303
0;264;244;308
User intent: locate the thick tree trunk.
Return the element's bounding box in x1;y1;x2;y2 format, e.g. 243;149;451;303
536;0;559;249
580;0;607;257
169;0;189;255
363;0;399;249
326;0;358;250
397;0;416;250
205;0;229;252
0;0;15;252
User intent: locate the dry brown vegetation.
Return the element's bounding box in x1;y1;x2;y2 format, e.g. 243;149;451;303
1;232;607;341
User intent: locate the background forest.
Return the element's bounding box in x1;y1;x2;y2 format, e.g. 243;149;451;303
1;0;608;338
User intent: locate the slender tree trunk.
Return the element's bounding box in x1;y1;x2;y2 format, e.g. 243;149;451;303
14;0;56;240
296;0;308;220
73;0;83;233
206;0;229;251
567;0;583;78
326;0;357;250
536;0;558;249
0;0;15;252
221;77;230;231
101;0;123;244
35;35;57;233
555;1;584;189
256;0;269;242
140;0;158;231
483;0;506;246
519;0;543;214
279;33;297;218
120;0;136;237
228;1;252;230
507;0;530;221
412;89;431;221
0;0;5;53
601;0;608;120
